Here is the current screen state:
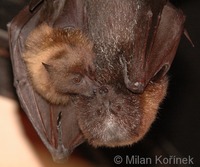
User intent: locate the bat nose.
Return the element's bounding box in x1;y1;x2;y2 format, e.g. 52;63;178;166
99;86;109;94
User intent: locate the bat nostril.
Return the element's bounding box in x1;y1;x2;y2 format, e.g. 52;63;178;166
99;86;109;94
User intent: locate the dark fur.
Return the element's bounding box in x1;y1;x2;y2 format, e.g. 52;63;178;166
73;0;171;147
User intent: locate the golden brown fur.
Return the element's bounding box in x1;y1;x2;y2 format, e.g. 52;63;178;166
23;23;96;105
129;77;168;145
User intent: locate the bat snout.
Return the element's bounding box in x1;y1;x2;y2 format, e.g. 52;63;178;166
98;86;109;95
81;82;98;97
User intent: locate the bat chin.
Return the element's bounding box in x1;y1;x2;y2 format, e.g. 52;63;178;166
76;77;168;147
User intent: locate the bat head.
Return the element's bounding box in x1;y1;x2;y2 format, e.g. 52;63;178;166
23;23;97;104
40;25;98;97
76;77;168;147
42;54;97;97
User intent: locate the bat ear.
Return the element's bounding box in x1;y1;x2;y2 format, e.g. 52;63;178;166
42;62;54;73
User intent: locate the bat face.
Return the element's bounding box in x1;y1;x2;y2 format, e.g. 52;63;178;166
43;53;97;97
23;23;97;104
76;77;168;147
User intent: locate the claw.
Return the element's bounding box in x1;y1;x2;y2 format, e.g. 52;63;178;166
51;111;69;163
184;29;194;47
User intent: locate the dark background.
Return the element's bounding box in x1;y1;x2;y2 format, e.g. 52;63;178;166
0;0;199;166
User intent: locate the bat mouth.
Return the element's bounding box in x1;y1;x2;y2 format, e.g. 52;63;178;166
90;112;140;147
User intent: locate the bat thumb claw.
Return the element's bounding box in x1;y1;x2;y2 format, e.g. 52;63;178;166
184;29;195;47
127;82;145;94
49;111;71;163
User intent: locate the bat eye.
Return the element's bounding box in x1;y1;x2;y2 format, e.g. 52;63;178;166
72;75;82;84
152;64;169;82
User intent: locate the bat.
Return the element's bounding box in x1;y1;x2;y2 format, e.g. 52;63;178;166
23;23;97;105
75;0;185;147
8;0;185;162
8;0;87;162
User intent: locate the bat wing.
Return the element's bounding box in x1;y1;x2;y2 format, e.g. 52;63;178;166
8;0;85;161
122;1;185;93
144;2;185;83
